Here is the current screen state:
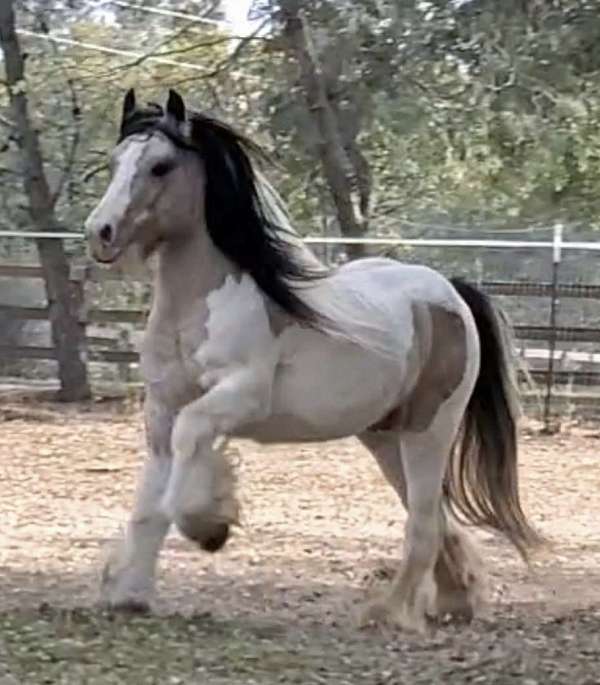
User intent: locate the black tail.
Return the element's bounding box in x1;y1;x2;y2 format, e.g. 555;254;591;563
446;278;542;559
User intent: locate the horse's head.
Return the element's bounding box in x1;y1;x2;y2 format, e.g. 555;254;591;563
85;88;327;327
85;89;204;264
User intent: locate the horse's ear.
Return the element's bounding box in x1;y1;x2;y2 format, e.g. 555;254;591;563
122;88;136;120
166;89;186;123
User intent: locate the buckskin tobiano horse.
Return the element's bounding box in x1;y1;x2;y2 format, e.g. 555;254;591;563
84;89;540;632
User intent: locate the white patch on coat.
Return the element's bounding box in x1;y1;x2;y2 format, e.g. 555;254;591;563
194;273;281;388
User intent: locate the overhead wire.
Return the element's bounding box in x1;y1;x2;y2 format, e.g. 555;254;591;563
108;0;225;27
16;28;210;73
15;0;261;77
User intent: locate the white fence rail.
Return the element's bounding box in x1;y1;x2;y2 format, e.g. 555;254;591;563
3;228;600;423
2;227;600;252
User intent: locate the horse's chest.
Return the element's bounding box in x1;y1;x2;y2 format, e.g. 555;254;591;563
140;329;203;408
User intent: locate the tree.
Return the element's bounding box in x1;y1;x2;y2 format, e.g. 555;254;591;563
4;0;600;278
0;0;90;401
278;1;369;258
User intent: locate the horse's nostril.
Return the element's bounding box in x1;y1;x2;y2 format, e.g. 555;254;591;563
99;223;113;245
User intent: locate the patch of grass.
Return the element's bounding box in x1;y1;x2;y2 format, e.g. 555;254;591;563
3;606;600;684
0;606;396;684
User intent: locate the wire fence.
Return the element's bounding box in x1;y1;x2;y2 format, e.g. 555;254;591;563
1;227;600;427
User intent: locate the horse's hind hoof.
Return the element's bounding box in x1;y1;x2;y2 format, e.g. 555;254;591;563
200;523;230;553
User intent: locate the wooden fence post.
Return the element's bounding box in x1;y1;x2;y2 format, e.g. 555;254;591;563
68;260;90;377
117;328;132;385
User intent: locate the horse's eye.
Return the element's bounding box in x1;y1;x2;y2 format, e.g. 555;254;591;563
151;162;173;177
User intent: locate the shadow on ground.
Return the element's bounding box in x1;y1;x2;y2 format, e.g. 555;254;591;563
1;566;600;684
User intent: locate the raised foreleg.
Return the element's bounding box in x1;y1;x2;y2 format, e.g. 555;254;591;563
161;366;272;550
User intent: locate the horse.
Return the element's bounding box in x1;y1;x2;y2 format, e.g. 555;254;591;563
84;88;540;632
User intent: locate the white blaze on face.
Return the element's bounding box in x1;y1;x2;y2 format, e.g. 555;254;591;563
85;140;146;237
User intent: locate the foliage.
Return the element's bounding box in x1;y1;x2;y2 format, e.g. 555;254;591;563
2;0;600;254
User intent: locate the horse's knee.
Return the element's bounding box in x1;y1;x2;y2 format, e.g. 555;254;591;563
171;408;213;460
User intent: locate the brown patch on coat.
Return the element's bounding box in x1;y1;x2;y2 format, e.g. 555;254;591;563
371;302;467;433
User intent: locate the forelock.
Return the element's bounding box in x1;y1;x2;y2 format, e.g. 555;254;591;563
118;102;194;152
119;102;164;142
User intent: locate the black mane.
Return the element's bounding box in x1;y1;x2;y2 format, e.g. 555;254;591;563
119;100;330;329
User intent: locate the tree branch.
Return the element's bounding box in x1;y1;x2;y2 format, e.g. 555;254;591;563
83;161;109;183
107;14;269;78
168;16;270;86
51;76;81;207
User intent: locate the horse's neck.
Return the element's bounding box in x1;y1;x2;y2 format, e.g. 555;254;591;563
150;232;232;328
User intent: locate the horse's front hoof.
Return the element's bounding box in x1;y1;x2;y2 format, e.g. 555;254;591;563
99;555;153;616
175;515;231;552
200;522;230;552
99;598;151;616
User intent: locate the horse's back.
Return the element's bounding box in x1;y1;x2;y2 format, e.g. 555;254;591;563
334;257;461;307
243;259;471;443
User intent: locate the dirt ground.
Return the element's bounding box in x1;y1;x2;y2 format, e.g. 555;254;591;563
1;393;600;684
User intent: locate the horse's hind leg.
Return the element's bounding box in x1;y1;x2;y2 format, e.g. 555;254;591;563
434;515;486;623
359;426;443;632
359;430;407;504
361;405;484;632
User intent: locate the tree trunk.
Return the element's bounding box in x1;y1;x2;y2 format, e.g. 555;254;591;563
0;0;90;401
281;2;368;259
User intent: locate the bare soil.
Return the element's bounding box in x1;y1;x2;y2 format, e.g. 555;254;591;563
1;394;600;683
